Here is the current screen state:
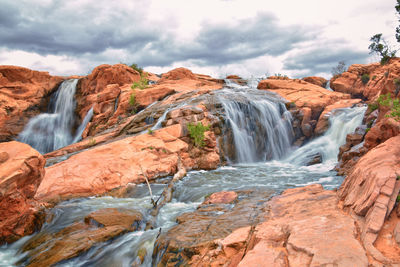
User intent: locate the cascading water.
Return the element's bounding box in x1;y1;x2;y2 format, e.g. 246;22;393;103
218;80;293;163
0;78;368;267
285;106;367;166
17;79;93;154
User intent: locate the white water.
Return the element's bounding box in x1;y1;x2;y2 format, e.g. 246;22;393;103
1;77;367;266
18;79;93;154
218;80;293;163
285;106;366;167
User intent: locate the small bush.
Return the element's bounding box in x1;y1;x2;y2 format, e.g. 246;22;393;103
187;122;210;147
368;103;378;111
365;127;371;133
88;137;96;147
147;128;154;135
377;93;400;121
372;75;377;80
130;63;143;75
131;74;149;90
129;93;137;114
368;34;397;65
361;74;370;84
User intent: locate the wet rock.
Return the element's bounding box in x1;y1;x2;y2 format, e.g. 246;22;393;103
0;141;46;244
158;185;369;266
153;190;272;266
306;153;322;165
338;135;400;262
22;208;143;267
0;66;64;141
203;191;238;204
257;78;351;121
225;75;247;85
302;76;328;88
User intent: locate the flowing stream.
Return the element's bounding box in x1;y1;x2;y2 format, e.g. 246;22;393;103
17;79;93;154
0;80;367;266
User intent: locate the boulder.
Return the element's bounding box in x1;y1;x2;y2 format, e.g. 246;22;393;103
0;141;46;243
257;78;351;121
364;117;400;149
338;135;400;262
0;66;64;141
22;208;143;267
302;76;328;88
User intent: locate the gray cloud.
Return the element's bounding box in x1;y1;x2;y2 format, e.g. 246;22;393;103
283;41;369;77
0;1;319;72
130;13;319;67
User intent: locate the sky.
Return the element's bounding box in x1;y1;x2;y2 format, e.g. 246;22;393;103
0;0;397;79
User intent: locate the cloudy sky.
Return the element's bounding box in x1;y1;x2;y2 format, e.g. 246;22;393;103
0;0;397;79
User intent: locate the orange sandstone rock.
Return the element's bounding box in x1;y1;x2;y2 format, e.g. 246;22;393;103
0;65;64;141
302;76;328;88
0;141;46;243
257;78;351;120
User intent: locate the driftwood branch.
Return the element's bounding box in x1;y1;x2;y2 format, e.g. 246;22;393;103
140;165;156;207
145;156;187;230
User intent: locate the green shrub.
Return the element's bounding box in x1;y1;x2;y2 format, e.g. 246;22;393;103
372;75;377;80
377;93;400;121
147;128;154;135
131;74;149;90
130;63;143;75
365;127;370;133
361;74;370;84
187;122;210;147
129;93;137;114
368;102;378;111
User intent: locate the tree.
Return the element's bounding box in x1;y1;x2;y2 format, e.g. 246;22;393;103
368;34;397;65
331;60;347;77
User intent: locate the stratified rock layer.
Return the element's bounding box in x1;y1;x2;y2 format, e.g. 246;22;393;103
0;141;46;243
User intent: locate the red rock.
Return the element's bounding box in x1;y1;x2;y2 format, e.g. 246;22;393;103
76;64;141;136
338;135;400;261
36;123;220;203
0;141;46;243
364;117;400;149
226;75;242;79
0;65;64;141
159;67;197;81
257;78;351;120
158;185;369;266
22;208;143;267
302;76;328;88
203;191;238;204
330;58;400;100
315;99;362;135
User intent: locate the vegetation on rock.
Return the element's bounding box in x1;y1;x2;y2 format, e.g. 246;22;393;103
331;60;347;77
377;93;400;121
187;122;210;147
361;73;370;84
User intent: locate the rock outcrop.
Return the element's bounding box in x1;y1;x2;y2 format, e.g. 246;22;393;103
330;58;400;100
36;122;220;203
0;141;46;243
338;135;400;263
0;66;64;141
155;185;369;266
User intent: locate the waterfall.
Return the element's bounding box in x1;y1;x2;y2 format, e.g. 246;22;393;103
18;79;92;154
218;82;293;163
285;106;366;166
